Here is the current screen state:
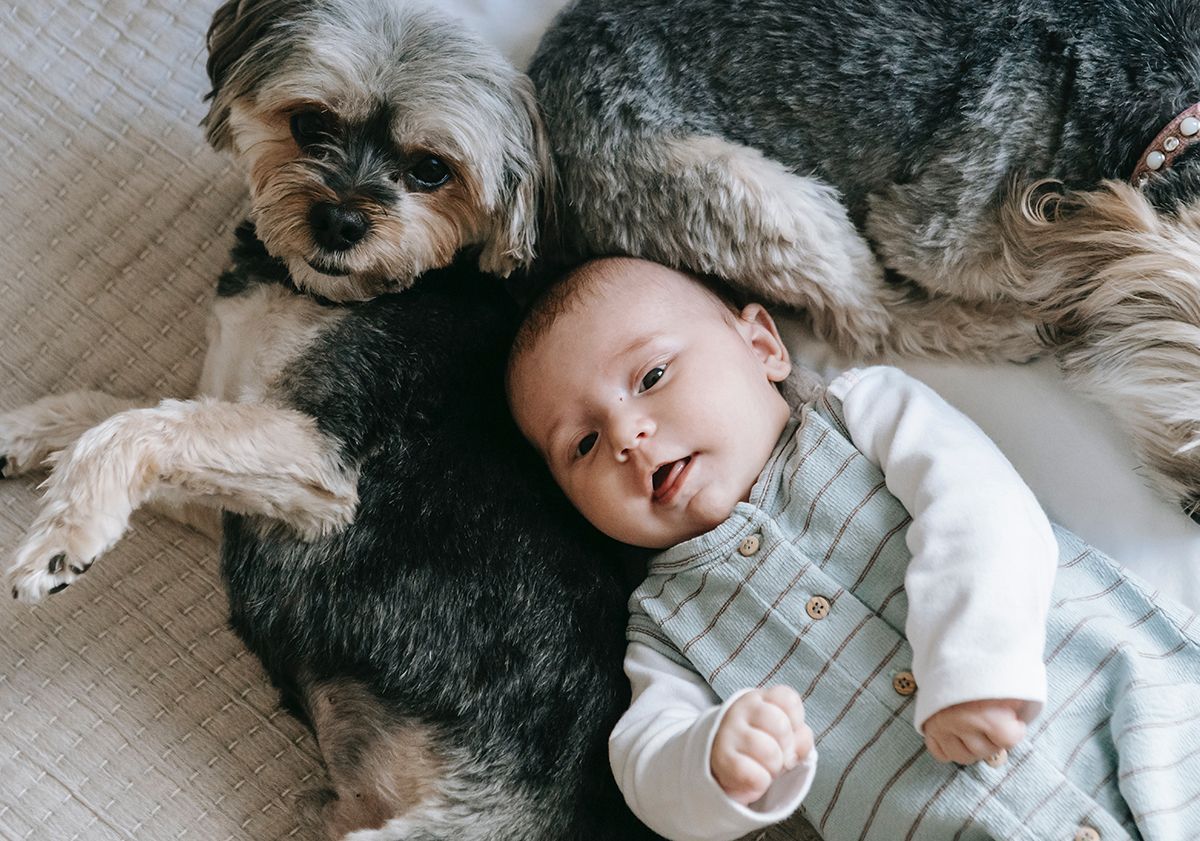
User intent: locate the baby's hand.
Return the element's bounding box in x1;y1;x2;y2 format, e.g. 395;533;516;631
710;686;814;805
923;699;1026;765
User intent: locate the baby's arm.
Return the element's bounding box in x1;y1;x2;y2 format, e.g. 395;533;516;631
610;643;817;841
829;366;1058;756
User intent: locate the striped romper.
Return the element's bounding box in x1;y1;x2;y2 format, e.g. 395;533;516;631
628;392;1200;841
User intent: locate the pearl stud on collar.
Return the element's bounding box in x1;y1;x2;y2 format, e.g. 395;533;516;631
1132;102;1200;185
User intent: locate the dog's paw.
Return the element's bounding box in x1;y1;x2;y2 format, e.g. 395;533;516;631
0;412;56;478
8;535;94;603
7;494;124;602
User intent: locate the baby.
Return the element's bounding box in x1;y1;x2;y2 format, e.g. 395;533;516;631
507;258;1200;841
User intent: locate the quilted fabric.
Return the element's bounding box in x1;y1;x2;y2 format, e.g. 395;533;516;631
0;2;321;839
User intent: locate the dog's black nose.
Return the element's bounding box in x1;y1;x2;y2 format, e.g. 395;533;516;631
309;203;370;251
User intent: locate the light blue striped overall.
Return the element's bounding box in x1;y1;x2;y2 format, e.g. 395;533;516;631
628;392;1200;841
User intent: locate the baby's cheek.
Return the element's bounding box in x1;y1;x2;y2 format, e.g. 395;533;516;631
572;490;644;544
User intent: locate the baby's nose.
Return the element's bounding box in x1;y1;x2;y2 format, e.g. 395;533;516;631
613;420;653;461
616;431;644;460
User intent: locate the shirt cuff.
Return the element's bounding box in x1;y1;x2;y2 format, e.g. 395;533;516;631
913;658;1047;733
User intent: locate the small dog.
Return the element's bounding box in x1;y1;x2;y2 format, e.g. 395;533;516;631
531;0;1200;515
3;1;654;839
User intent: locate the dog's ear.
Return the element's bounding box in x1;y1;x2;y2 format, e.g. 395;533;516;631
203;0;301;152
478;76;556;277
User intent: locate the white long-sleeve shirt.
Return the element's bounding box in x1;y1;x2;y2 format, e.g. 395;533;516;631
609;366;1059;841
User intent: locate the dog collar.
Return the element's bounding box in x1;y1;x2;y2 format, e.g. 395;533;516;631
1132;102;1200;186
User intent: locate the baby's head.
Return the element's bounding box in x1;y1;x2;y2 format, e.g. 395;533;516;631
508;257;793;549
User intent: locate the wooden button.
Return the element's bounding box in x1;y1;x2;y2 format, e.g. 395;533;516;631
984;748;1007;767
1074;827;1100;841
805;595;831;619
737;534;761;557
892;671;917;696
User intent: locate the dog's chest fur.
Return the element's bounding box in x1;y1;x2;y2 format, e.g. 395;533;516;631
199;282;343;404
199;222;345;406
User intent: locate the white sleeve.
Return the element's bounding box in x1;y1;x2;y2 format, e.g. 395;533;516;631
609;643;818;841
827;366;1057;733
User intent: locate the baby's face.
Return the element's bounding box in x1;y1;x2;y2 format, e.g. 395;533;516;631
510;262;792;548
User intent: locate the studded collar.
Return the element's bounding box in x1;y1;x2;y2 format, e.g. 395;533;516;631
1132;102;1200;186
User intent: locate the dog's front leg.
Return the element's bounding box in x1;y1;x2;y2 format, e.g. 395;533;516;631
558;133;895;356
0;391;156;477
7;398;357;601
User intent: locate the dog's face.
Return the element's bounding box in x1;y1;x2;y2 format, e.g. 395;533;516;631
203;0;549;300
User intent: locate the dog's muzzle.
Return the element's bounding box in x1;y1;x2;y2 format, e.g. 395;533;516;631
309;202;371;251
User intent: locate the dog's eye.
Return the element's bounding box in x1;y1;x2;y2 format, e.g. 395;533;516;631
407;156;452;190
290;110;332;148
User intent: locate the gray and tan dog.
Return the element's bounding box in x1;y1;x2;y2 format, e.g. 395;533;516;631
531;0;1200;514
3;1;656;839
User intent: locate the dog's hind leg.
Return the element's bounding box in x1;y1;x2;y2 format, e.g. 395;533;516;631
303;681;444;840
996;180;1200;513
308;680;551;841
6;398;357;601
559;133;895;357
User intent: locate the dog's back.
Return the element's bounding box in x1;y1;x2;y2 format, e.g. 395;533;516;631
532;0;1200;230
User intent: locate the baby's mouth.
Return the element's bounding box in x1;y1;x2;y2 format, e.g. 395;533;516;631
652;456;692;502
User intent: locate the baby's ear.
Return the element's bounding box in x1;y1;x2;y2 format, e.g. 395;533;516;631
738;304;792;383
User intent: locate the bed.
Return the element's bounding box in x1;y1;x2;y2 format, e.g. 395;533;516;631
1;2;1196;840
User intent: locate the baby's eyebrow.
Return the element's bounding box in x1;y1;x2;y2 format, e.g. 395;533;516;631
616;334;656;361
540;415;569;461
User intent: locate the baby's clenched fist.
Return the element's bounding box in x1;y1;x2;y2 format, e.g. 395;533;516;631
710;685;814;805
923;698;1026;765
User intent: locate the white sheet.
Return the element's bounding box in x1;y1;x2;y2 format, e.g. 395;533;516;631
781;324;1200;612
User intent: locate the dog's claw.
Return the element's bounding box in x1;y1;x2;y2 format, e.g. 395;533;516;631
9;543;93;602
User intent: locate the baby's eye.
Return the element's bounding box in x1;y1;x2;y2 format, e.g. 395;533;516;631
576;432;597;457
639;365;666;393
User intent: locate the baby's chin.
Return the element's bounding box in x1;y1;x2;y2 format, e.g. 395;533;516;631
596;481;751;550
645;495;743;549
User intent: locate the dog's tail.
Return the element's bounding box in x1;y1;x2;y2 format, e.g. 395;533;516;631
990;177;1200;509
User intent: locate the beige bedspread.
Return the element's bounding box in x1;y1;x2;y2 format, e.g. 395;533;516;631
1;2;323;838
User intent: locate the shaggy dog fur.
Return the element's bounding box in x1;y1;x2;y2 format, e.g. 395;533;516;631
4;1;656;839
530;0;1200;516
